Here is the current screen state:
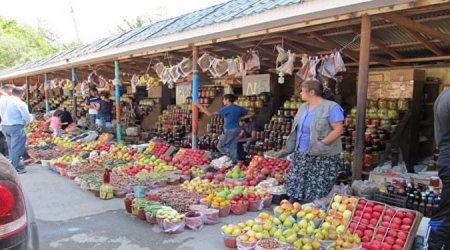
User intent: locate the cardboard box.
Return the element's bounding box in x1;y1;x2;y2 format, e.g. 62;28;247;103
242;74;271;96
148;85;162;98
390;69;425;82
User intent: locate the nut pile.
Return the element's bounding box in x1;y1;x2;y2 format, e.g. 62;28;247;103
256;239;281;249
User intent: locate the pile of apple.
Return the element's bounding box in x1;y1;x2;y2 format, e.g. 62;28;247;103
321;195;358;235
225;165;247;179
362;208;416;250
246;156;290;180
297;206;326;221
221;224;242;236
149;142;171;157
173;148;210;166
348;199;385;242
274;199;302;216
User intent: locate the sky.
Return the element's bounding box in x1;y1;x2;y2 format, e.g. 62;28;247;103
0;0;228;44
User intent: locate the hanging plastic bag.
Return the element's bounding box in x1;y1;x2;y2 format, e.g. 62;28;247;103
319;54;337;79
277;50;296;76
227;58;239;76
198;53;214;72
160;68;171;84
153;62;165;78
244;49;260;71
276;45;288;68
179;58;193;77
169;64;181;82
306;56;320;81
334;50;346;75
212;58;228;78
296;54;310;81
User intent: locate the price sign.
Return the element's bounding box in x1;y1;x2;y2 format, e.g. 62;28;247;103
242;74;271;96
176;82;192;105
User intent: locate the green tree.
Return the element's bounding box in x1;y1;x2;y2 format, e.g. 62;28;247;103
0;17;80;69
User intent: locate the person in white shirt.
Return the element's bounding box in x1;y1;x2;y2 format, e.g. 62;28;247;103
0;87;31;174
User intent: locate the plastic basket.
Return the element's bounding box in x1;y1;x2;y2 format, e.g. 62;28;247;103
237;234;257;250
145;212;157;224
222;232;238;249
248;200;264;212
212;205;231;217
231;202;249;215
255;238;281;250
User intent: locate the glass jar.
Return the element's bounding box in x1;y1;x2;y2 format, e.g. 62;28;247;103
398;98;409;111
378;99;388;109
388;100;398;110
368;100;378;109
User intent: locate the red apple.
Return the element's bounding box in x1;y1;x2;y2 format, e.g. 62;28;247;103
392;217;402;225
395;238;405;246
365;207;373;214
356;230;364;238
377;227;387;235
385;236;395;245
392;245;403;250
356;204;365;211
400;225;411;231
383;243;393;250
363;213;372;220
387;230;397;238
385;208;396;217
397;231;408;240
367;201;375;207
383;216;392;222
375;234;384;241
347;204;354;210
391;223;400;230
395;212;405;219
405;212;416;220
361;219;370;225
372;211;381;219
364;229;373;238
373;205;384;213
362;236;371;243
402;217;413;226
355;211;363;216
370;218;378;226
381;221;390;228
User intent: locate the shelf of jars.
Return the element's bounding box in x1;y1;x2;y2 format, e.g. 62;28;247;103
341;98;411;172
153;104;192;147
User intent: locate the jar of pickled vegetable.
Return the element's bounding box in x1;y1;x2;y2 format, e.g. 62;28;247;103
398;98;409;111
378;99;388;109
388;100;398;110
368;100;378;109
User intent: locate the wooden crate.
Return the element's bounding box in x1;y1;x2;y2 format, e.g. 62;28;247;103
372;205;423;250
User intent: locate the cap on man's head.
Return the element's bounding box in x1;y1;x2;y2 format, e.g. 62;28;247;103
0;84;14;90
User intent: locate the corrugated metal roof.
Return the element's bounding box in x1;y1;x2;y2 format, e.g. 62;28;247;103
0;0;304;76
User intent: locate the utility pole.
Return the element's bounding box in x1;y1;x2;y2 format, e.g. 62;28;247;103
70;3;81;43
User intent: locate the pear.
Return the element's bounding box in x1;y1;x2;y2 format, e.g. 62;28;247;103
273;218;282;226
269;228;277;237
303;243;313;250
294;239;303;249
262;231;270;238
307;225;315;234
286;234;297;244
274;229;283;239
278;236;286;243
283;229;295;237
311;239;321;250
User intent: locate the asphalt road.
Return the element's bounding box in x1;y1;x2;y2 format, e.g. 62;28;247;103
19;165;257;250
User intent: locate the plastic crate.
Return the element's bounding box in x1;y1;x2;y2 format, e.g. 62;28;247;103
373;191;408;208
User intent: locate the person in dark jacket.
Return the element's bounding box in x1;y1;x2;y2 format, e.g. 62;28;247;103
96;91;113;128
425;88;450;250
60;108;74;130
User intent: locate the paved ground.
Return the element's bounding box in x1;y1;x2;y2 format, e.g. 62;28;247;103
19;165;258;250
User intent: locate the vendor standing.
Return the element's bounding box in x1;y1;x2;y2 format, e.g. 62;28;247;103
237;118;258;162
195;94;254;164
96;91;113;128
425;88;450;250
279;80;344;203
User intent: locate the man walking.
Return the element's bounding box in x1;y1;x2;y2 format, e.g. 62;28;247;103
425;88;450;249
0;87;31;174
195;94;253;164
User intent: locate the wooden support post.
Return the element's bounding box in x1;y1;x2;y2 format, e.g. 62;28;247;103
192;46;199;149
44;73;50;113
71;68;77;122
354;14;371;181
114;60;122;143
25;76;30;110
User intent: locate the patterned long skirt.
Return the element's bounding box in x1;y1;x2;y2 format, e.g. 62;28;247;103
286;152;342;201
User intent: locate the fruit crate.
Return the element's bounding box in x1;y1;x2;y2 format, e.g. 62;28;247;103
373;192;408;208
320;194;359;233
370;205;423;250
348;198;387;244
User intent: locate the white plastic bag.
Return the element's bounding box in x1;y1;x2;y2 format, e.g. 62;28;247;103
245;49;260;71
153;62;165;78
277;50;296;76
169;64;181;82
334;50;346;75
296;54;310;81
198;53;214;72
179;58;193;77
227;58;239;76
319;54;337;79
211;58;228;78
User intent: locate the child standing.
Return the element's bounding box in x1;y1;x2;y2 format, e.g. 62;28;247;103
49;110;63;137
